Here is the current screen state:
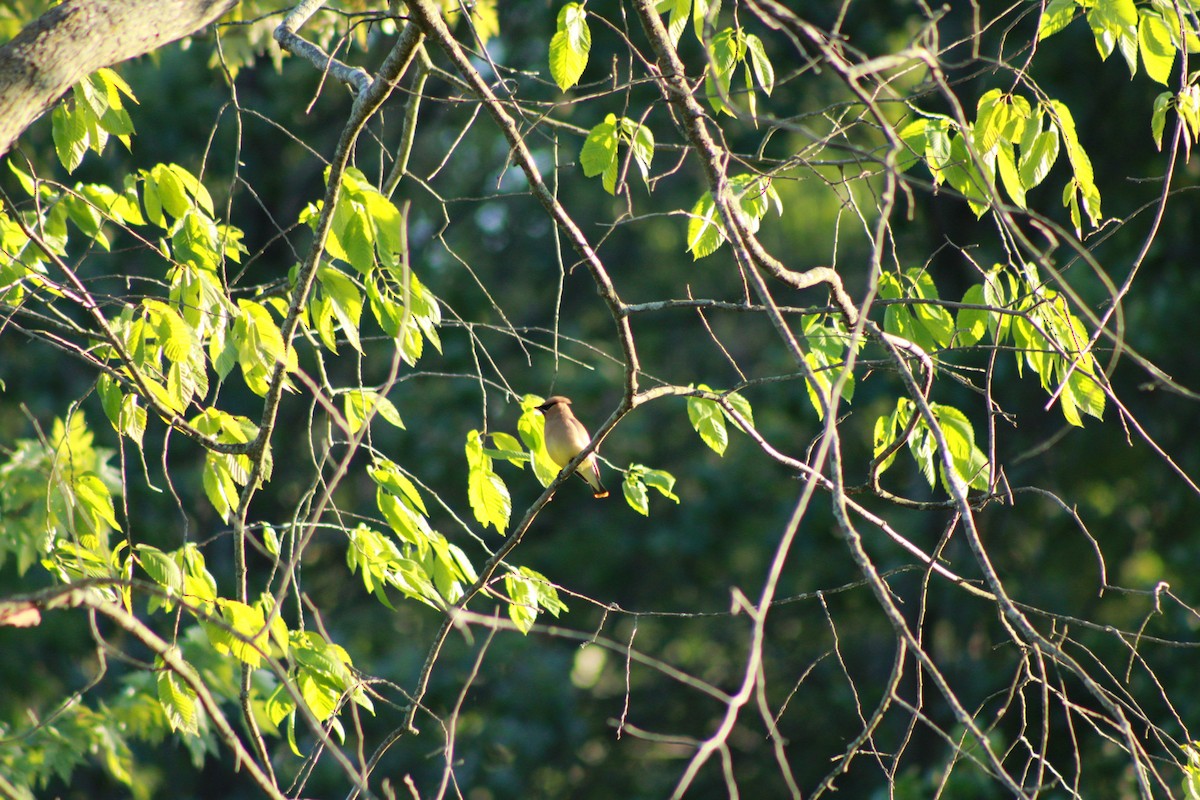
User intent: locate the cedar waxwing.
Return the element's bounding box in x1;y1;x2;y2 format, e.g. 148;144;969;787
536;396;609;498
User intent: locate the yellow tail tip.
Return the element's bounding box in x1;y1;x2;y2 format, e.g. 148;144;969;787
593;490;610;499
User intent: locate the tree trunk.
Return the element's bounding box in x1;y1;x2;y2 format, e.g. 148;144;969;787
0;0;239;156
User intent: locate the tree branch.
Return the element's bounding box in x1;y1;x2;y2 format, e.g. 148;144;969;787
0;0;239;155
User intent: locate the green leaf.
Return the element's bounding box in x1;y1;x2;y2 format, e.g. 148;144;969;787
897;118;928;172
1151;91;1172;150
623;474;650;516
693;0;720;40
1179;85;1200;143
687;394;728;455
317;266;364;353
872;398;912;476
505;570;539;633
881;271;953;354
549;3;591;92
955;284;989;347
909;421;938;489
744;33;774;95
263;524;281;557
387;556;442;608
177;543;218;603
369;458;428;516
628;120;655;187
1153;0;1200;52
686;190;724;258
150;164;190;219
234;299;291;396
362;193;403;263
7;159;35;195
298;674;339;723
83;181;144;225
704;27;744;116
1011;314;1046;384
202;456;238;523
1139;9;1176;85
487;431;529;467
142;299;194;364
732;174;781;233
941;133;990;217
995;144;1025;208
973;88;1008;155
686;175;778;259
619;464;679;517
721;390;754;431
136;544;183;596
517;399;561;487
249;596;286;654
63;193;104;243
75;472;120;532
1087;0;1139;74
96;67;137;105
1018;127;1060;189
801;316;856;419
141;172;166;227
266;683;297;731
97;373;123;429
642;467;680;502
524;566;567;617
344;389;404;434
658;0;690;46
341;201;375;274
468;468;511;534
1039;0;1077;40
912;300;955;350
1062;363;1106;425
932;403;989;491
1048;99;1100;228
466;431;511;533
1063;179;1082;236
167;163;214;216
52;103;89;173
377;486;429;547
156;655;200;736
923;118;954;184
214;599;269;668
120;393;149;455
581;114;620;194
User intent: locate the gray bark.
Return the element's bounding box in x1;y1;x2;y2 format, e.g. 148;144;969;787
0;0;238;156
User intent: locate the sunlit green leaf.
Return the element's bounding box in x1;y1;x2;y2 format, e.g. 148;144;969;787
156;654;199;736
1039;0;1077;40
686;191;724;258
657;0;690;46
581;114;620;194
956;284;989;347
466;431;511;533
1151;91;1172;150
687;393;728;455
549;3;591;91
623;473;650;516
344;389;403;434
1139;9;1176;85
744;33;774;95
505;570;539;633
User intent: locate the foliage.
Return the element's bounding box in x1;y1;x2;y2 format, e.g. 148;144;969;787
0;0;1199;798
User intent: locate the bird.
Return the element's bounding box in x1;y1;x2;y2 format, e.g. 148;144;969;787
536;395;609;498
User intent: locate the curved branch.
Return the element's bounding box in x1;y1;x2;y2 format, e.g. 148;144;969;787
273;0;372;94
